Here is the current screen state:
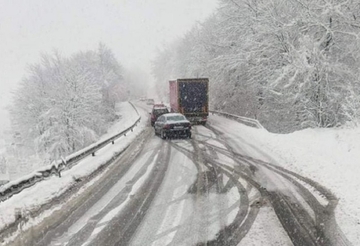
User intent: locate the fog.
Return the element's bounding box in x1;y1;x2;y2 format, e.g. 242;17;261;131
0;0;218;132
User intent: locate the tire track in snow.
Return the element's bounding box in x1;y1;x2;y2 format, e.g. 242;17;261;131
63;139;165;246
166;128;258;246
89;141;171;246
33;128;154;246
205;124;352;246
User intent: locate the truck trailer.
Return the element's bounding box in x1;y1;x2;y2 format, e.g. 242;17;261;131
169;78;209;125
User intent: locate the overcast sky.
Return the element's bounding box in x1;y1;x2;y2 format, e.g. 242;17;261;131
0;0;218;131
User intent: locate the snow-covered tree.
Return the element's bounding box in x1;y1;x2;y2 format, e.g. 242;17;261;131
10;45;127;161
152;0;360;132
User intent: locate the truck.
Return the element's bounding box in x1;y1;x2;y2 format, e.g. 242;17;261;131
169;78;209;125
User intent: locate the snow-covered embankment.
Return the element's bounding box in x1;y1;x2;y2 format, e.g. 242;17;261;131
209;115;360;245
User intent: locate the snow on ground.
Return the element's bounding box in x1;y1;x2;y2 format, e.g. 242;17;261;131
195;125;293;245
53;148;157;246
130;144;198;246
81;149;160;246
0;102;146;236
99;102;138;141
0;147;5;155
0;137;10;184
238;205;293;246
1;103;139;182
209;115;360;245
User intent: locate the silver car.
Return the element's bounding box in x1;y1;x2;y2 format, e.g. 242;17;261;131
154;113;192;139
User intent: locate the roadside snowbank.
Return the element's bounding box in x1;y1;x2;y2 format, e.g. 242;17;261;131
0;102;146;235
209;115;360;245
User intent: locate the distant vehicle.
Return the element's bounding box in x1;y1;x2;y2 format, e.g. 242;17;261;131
150;106;169;126
152;103;166;108
146;98;155;105
154;113;191;139
169;78;209;125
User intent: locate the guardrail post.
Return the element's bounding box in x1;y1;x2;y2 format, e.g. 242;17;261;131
92;152;95;156
112;140;114;144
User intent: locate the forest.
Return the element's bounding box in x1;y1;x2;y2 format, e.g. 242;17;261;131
152;0;360;132
6;44;145;176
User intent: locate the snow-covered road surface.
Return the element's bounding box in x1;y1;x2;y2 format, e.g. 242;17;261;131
2;103;354;246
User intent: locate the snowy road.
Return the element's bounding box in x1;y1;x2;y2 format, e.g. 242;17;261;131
19;104;351;246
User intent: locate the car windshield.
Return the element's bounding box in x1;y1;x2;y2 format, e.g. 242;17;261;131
1;1;359;246
166;115;185;121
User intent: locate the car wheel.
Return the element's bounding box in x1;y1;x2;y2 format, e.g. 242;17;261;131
160;130;166;139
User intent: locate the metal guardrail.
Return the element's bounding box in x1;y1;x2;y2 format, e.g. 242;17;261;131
209;110;265;130
0;106;141;203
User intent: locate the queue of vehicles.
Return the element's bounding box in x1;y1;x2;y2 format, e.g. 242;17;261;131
146;78;209;139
